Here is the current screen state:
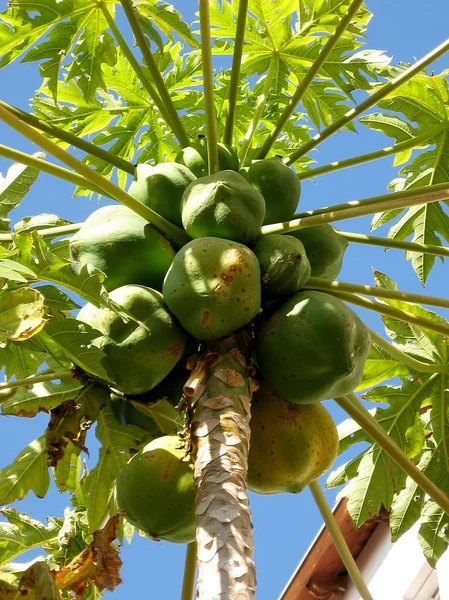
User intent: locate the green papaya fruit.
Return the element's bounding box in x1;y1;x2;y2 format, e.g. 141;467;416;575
110;393;160;435
255;290;370;404
253;234;311;298
288;224;348;281
240;157;300;225
248;382;338;494
176;138;239;177
116;435;195;543
70;205;175;292
181;171;265;244
77;285;187;395
128;162;196;228
163;237;261;340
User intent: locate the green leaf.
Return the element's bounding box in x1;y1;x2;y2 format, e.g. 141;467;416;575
0;152;44;218
0;287;46;342
0;259;37;284
0;508;59;567
84;403;147;532
0;436;50;505
356;342;411;391
35;285;80;313
134;0;199;48
13;214;72;234
0;339;48;380
130;398;184;435
2;378;83;418
40;318;108;381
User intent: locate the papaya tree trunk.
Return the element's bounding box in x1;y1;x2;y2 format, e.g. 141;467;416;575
187;333;256;598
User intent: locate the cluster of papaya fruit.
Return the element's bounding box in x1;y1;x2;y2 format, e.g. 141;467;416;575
73;137;370;543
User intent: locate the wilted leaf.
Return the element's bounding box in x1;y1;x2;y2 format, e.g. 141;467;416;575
0;288;46;341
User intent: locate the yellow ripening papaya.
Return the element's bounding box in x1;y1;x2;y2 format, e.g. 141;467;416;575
255;290;370;403
248;382;339;494
163;237;261;340
252;234;311;298
70;205;175;292
128;162;196;228
288;224;348;281
77;285;187;395
241;157;301;225
116;435;195;543
181;171;265;244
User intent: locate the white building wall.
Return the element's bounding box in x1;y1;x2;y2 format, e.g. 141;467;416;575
343;522;447;600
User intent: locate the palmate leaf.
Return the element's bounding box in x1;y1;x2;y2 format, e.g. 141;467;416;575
0;508;59;568
1;378;83;418
0;339;48;381
0;436;50;505
0;153;44;220
134;0;199;48
361;72;449;284
330;272;449;559
84;403;147;532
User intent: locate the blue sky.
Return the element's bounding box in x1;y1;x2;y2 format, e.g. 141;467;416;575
0;1;449;598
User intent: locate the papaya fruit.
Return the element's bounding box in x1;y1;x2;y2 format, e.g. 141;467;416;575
70;205;175;292
77;285;187;395
253;234;311;298
163;237;261;340
248;382;339;494
116;435;195;543
181;171;265;244
176;137;239;177
128;162;196;228
255;290;370;404
110;393;160;436
241;157;300;225
288;224;348;281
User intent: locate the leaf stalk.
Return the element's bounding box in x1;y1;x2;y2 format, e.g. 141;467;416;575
336;393;449;516
0;101;134;175
257;0;365;159
309;480;374;600
181;542;197;600
119;0;190;147
223;0;249;146
0;369;74;393
339;230;449;259
285;37;449;165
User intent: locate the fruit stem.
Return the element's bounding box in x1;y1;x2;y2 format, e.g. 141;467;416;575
309;480;374;600
305;276;449;312
296;126;445;181
223;0;249;146
256;0;365;160
339;230;449;258
0;144;105;196
0;100;134;175
0;103;191;248
199;0;219;174
260;182;449;236
119;0;190;148
0;369;74;394
336;393;449;515
99;1;173;134
0;223;81;242
239;58;276;165
327;289;449;338
368;328;448;374
190;335;256;598
284;37;449;166
181;542;197;600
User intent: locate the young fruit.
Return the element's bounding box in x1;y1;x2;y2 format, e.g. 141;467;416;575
77;285;187;395
241;157;300;225
128;162;196;227
248;382;339;494
176;138;239;177
288;224;348;281
255;290;370;404
253;234;311;298
116;435;195;543
181;171;265;244
163;237;261;340
70;205;175;292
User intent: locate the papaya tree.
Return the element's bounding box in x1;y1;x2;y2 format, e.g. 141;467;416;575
0;1;449;598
